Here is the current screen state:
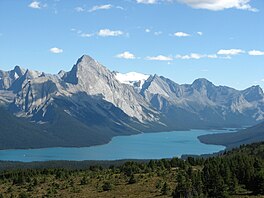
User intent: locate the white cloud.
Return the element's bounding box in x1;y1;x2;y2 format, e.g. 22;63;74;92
217;49;245;55
177;0;258;12
145;29;151;33
176;53;204;59
207;54;218;59
116;6;124;10
89;4;112;12
176;53;218;59
28;1;45;9
50;47;63;54
197;31;203;36
80;33;93;38
174;32;190;37
136;0;157;4
75;7;85;12
116;51;136;59
98;29;123;37
146;55;173;61
261;79;264;82
248;50;264;56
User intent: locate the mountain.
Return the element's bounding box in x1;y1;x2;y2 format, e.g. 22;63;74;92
0;54;264;149
0;66;25;90
140;75;264;129
198;121;264;149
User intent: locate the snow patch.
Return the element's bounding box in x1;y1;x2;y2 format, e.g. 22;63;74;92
14;72;19;79
114;72;150;89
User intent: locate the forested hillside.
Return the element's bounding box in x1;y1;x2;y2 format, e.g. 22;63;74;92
0;142;264;197
199;121;264;148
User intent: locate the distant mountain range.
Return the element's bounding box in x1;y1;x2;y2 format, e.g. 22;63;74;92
1;55;264;149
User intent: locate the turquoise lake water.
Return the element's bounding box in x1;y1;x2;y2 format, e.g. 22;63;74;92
0;129;228;162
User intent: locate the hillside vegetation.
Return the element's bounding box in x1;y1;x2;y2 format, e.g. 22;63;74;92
199;122;264;148
0;142;264;197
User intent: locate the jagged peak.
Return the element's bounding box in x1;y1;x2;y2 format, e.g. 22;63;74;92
73;54;108;74
24;69;42;79
58;70;66;78
243;85;264;98
245;85;262;91
146;74;160;82
63;54;110;85
12;66;26;76
77;54;95;63
192;78;214;88
243;85;264;95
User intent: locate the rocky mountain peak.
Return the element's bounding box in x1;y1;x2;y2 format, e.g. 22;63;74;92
243;85;264;102
191;78;215;95
77;54;96;64
192;78;213;88
12;66;26;77
63;54;110;85
75;55;106;73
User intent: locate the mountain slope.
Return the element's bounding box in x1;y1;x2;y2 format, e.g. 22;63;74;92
1;54;264;149
198;121;264;148
140;76;263;129
0;107;59;149
61;55;156;122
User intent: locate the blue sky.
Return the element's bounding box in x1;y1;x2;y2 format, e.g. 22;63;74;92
0;0;263;90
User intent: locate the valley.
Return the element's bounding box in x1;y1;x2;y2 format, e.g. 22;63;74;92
1;55;264;151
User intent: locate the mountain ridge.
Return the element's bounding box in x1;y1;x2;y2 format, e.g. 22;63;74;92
0;54;263;149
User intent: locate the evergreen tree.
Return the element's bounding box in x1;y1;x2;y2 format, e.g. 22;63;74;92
161;182;170;195
128;174;137;184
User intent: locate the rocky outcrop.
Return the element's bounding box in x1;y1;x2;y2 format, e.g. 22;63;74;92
0;54;264;149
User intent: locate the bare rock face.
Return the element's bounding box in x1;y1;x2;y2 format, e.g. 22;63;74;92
0;66;26;90
1;54;264;133
62;55;156;122
140;75;264;126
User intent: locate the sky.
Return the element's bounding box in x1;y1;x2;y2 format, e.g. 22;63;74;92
0;0;263;90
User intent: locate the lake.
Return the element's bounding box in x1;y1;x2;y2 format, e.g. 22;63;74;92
0;129;228;162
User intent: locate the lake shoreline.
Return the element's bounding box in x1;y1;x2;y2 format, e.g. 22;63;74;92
0;129;228;162
0;126;232;151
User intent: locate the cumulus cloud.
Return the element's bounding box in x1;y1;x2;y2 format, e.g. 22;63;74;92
207;54;218;59
50;47;63;54
116;51;136;59
28;1;46;9
97;29;123;37
89;4;112;12
174;32;190;37
248;50;264;56
75;7;85;12
146;55;173;61
176;53;218;59
176;53;204;59
217;49;245;55
177;0;258;12
136;0;157;4
145;29;151;33
197;31;203;36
